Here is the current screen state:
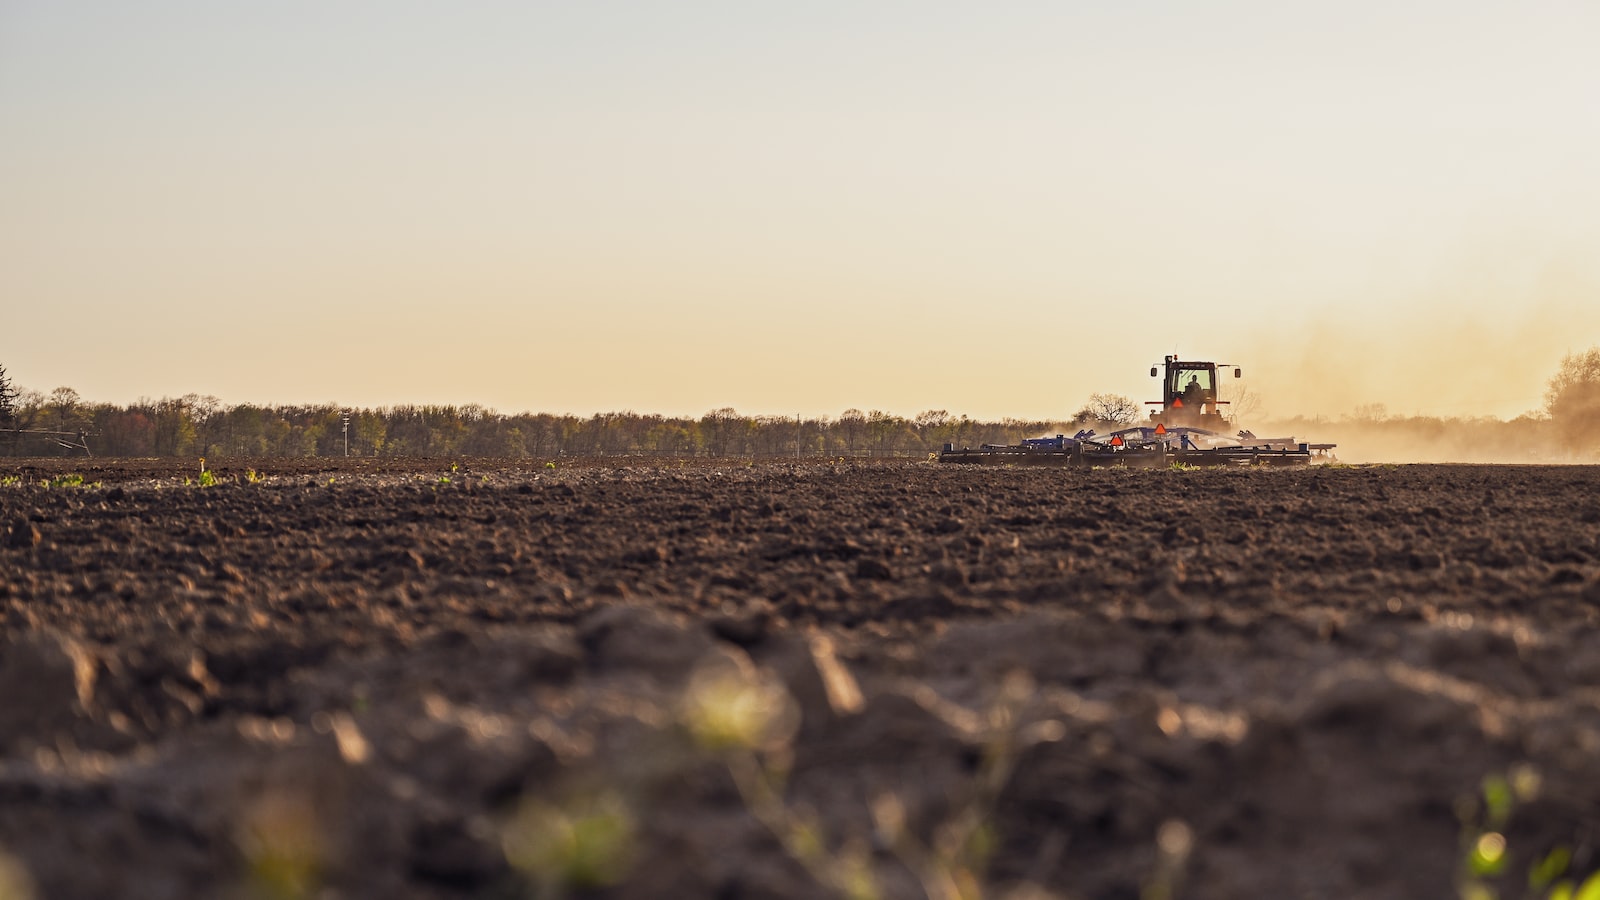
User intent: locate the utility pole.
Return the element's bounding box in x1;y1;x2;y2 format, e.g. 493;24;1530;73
342;412;350;457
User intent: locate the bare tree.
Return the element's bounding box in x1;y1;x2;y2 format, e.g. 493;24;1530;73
1546;348;1600;455
700;408;744;457
837;409;867;451
1226;381;1264;423
1351;402;1389;424
913;409;955;447
45;386;85;432
1074;393;1141;426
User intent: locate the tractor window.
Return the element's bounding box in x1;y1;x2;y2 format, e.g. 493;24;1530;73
1171;369;1214;396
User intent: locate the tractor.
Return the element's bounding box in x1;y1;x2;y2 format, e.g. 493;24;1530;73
1147;356;1239;431
938;354;1335;466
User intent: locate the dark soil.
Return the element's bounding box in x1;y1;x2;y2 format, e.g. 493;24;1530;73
4;457;1600;900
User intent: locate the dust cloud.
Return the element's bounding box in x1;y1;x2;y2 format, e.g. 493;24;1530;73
1240;305;1594;422
1254;416;1558;465
1220;282;1600;463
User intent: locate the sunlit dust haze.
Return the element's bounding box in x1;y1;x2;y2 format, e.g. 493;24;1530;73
3;2;1597;425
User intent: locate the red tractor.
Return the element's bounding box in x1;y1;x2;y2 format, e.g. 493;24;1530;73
1147;356;1240;431
937;353;1334;466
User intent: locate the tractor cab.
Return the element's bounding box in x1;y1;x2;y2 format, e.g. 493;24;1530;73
1149;356;1240;429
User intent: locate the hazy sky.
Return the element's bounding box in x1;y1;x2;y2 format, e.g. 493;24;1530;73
4;1;1597;422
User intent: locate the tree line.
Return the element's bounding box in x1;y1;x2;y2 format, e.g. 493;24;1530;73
3;349;1598;460
0;388;1117;459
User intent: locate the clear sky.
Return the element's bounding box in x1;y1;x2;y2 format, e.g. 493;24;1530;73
3;1;1597;423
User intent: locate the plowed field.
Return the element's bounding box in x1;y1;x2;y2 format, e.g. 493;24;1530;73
4;458;1600;900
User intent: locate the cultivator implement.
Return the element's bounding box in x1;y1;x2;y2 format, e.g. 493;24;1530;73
4;428;93;456
939;427;1334;467
938;355;1336;467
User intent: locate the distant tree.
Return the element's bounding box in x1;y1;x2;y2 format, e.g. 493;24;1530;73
352;410;387;456
1546;348;1600;455
836;409;867;451
183;394;223;453
1227;381;1264;423
11;388;44;432
1350;402;1390;425
752;415;797;456
701;408;744;457
0;363;15;427
866;410;913;452
96;407;155;455
149;396;200;456
1074;393;1141;426
45;386;84;432
913;410;956;448
218;404;271;456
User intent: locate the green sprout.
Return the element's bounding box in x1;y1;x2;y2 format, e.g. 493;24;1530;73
1467;831;1509;879
198;469;218;488
682;656;799;754
235;790;324;900
1456;765;1600;900
245;469;264;485
1546;871;1600;900
679;651;1064;900
502;792;635;895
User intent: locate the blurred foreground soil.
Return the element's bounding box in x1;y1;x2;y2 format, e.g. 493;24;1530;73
3;457;1600;899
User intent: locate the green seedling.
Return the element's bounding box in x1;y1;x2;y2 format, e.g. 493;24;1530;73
679;650;1063;900
198;469;217;487
1546;871;1600;900
245;469;264;485
503;792;635;894
236;789;324;900
1456;765;1600;900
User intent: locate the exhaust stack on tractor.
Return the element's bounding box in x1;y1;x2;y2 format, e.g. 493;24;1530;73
939;354;1336;467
